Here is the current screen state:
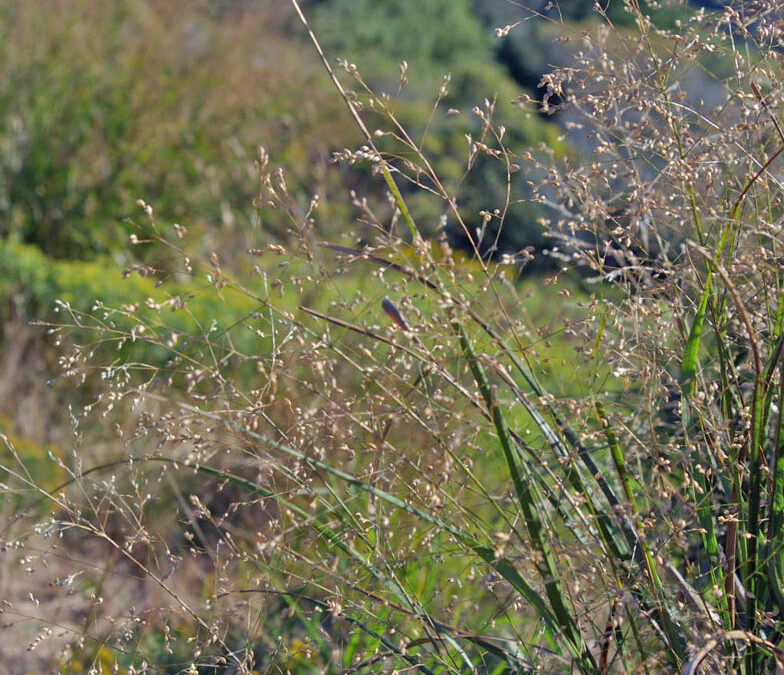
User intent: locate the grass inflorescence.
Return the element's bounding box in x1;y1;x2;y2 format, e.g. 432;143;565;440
4;1;784;673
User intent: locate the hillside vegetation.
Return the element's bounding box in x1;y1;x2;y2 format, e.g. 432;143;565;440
3;1;784;673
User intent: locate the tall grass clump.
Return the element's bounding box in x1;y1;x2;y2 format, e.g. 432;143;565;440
5;0;784;672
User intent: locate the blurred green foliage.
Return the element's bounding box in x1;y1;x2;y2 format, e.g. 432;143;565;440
0;0;356;260
312;0;492;86
0;412;65;508
0;0;696;267
0;236;270;379
0;0;571;332
311;0;565;256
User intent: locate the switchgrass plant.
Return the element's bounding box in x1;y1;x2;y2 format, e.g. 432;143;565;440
4;0;784;672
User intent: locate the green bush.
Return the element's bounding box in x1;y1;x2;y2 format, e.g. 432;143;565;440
0;0;355;260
